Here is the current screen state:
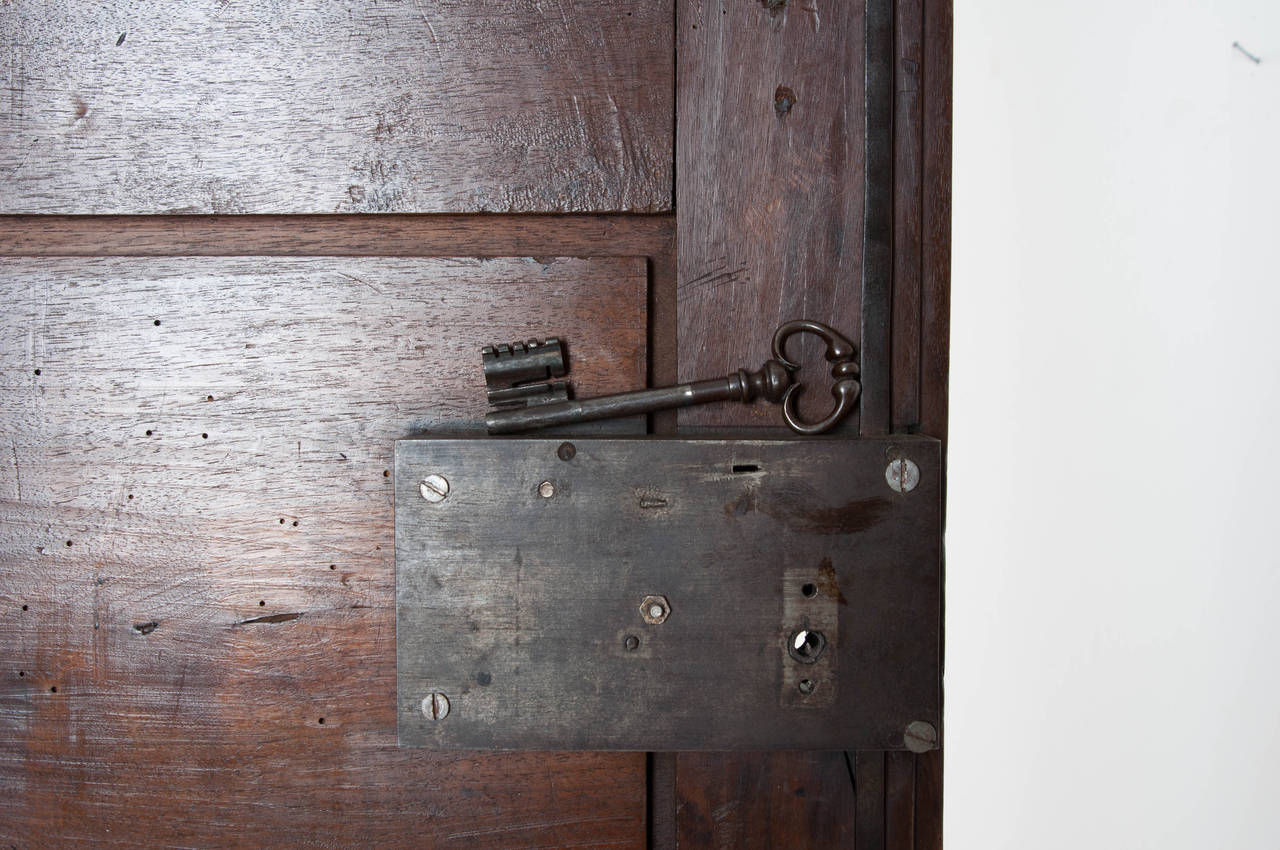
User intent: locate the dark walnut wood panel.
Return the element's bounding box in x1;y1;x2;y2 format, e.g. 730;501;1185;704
676;751;855;849
676;0;865;429
0;256;647;848
0;1;673;214
0;214;675;258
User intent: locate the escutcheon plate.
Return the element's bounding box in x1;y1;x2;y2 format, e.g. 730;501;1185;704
395;437;940;750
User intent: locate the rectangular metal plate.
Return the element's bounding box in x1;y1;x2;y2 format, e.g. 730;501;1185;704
395;437;941;751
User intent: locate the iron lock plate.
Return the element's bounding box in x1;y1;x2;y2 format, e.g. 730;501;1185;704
395;437;941;751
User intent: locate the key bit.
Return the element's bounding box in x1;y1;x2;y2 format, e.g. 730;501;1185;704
481;320;861;436
481;337;569;408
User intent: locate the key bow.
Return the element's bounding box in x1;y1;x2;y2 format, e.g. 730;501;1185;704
770;320;862;435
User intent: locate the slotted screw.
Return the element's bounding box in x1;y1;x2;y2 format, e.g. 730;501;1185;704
885;458;920;494
420;474;450;503
422;692;450;720
904;720;938;753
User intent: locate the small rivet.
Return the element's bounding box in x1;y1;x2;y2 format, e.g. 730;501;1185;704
904;720;938;753
422;692;450;720
538;481;555;499
557;442;576;461
798;679;815;695
624;635;640;651
420;474;450;503
885;458;920;494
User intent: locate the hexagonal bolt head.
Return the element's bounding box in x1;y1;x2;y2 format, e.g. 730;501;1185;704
421;692;450;721
640;594;670;624
903;720;938;753
420;474;450;503
885;458;920;493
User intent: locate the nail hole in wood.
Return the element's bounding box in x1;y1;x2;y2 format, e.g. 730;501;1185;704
774;85;797;117
802;583;817;598
292;521;298;527
201;433;208;439
318;717;325;725
49;686;57;693
21;605;28;611
732;463;760;473
153;319;161;326
207;395;214;402
33;368;40;375
145;430;152;436
65;540;72;547
259;600;265;606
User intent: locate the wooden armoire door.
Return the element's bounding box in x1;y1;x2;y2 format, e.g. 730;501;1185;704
0;1;950;847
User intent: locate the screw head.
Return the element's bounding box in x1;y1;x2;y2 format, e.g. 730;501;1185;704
557;442;576;461
885;458;920;493
624;635;640;651
640;595;670;624
420;474;450;503
798;679;816;695
904;720;938;753
537;480;556;499
421;692;450;720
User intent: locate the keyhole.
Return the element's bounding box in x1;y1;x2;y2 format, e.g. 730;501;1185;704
788;628;827;664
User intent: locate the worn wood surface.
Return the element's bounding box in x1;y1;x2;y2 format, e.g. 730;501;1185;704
671;0;951;844
913;0;953;844
891;0;924;434
675;0;865;430
675;751;855;849
396;437;941;751
0;1;673;214
920;0;953;446
0;255;648;847
0;214;676;259
855;750;887;849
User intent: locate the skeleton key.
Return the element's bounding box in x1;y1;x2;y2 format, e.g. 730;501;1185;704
482;320;860;435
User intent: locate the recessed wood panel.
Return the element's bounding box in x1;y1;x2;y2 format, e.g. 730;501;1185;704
0;2;673;214
0;255;646;847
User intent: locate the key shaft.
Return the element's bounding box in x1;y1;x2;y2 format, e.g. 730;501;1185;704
485;363;791;434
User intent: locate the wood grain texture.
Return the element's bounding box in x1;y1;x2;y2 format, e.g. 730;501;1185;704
675;752;855;849
675;0;865;429
0;1;673;214
0;255;647;847
854;750;887;849
0;214;675;259
891;0;924;434
920;0;952;443
885;750;916;848
915;0;952;844
859;0;894;436
914;749;943;850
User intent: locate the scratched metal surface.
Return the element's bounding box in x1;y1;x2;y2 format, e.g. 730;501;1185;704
396;436;941;750
0;0;673;213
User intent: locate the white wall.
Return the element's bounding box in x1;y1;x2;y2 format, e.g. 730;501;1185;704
947;2;1280;847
